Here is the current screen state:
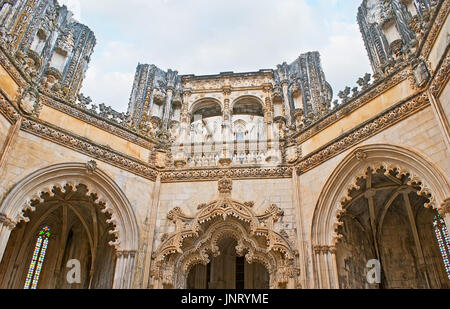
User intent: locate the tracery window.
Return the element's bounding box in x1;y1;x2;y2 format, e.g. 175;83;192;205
433;214;450;280
24;226;51;289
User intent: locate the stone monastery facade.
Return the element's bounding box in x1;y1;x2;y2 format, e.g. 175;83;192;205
0;0;448;289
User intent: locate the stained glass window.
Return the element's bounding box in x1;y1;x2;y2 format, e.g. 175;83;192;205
24;226;51;289
433;214;450;281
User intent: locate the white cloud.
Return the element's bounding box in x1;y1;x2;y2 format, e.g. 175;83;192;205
60;0;372;112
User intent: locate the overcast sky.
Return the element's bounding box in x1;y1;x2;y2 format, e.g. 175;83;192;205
59;0;372;113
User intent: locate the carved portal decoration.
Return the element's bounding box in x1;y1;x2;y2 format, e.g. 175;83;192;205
150;177;299;289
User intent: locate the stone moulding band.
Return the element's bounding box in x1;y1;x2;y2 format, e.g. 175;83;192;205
20;117;159;181
0;90;433;182
429;46;450;97
159;166;293;183
0;91;20;124
0;46;28;89
293;67;411;145
297;92;430;173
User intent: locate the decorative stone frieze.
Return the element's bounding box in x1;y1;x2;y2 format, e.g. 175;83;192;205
297;92;429;173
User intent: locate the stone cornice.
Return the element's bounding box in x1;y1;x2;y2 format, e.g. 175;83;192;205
181;70;273;82
40;95;156;149
20;116;158;181
160;166;293;183
420;0;449;59
296;92;430;174
292;67;411;144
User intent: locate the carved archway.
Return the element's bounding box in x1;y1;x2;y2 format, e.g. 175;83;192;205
311;144;450;288
0;162;140;289
150;177;299;289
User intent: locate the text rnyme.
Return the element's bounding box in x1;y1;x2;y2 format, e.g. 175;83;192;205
181;293;269;306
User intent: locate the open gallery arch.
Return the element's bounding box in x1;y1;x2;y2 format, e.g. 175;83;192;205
311;144;450;289
0;162;139;289
150;177;300;289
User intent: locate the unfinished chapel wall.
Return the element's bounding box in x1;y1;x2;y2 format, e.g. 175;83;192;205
0;0;448;290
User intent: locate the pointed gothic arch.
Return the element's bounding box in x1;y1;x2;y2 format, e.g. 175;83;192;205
0;162;140;289
150;177;300;289
311;144;450;289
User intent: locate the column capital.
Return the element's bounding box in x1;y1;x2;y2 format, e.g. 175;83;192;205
116;250;137;258
280;80;290;87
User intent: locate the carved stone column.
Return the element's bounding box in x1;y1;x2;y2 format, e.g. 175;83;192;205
328;246;339;289
313;245;338;289
263;84;273;141
162;87;174;130
113;250;137;289
0;213;15;263
180;88;192;138
222;86;232;138
142;175;162;288
313;245;323;288
222;86;232;158
291;170;308;288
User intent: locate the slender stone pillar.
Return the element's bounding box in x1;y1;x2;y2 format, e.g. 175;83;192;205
162;87;174;130
180;89;192;138
281;81;291;125
328;246;340;289
313;245;323;289
0;213;15;263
